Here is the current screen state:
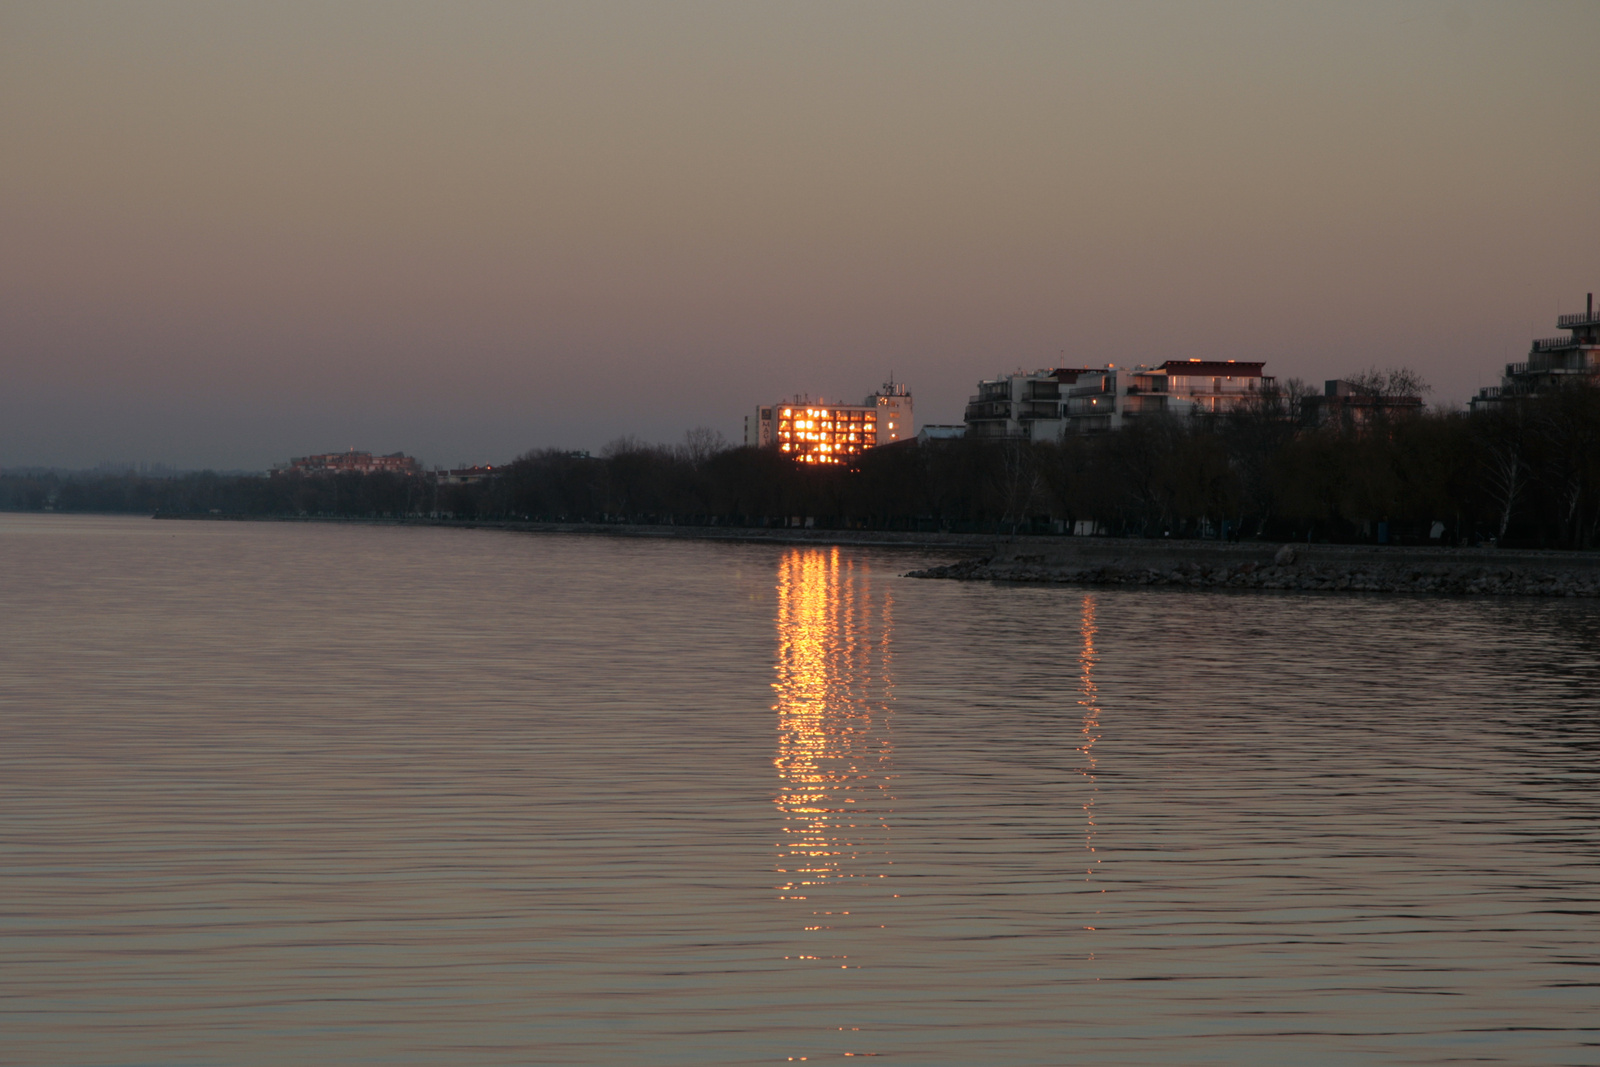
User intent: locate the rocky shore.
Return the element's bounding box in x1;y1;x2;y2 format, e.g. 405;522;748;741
907;541;1600;597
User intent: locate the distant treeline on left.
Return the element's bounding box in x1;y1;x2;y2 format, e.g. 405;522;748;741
0;468;446;518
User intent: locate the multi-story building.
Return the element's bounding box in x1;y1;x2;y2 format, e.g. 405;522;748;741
964;368;1091;441
745;378;914;463
1303;380;1424;427
965;361;1275;438
1472;293;1600;411
281;450;422;476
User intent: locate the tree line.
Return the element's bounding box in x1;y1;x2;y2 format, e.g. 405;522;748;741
6;381;1600;548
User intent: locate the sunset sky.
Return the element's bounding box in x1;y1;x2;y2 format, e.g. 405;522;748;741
3;1;1597;469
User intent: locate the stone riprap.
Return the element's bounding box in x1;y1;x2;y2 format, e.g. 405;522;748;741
907;542;1600;597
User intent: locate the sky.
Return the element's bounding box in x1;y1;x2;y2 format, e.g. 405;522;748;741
2;0;1597;470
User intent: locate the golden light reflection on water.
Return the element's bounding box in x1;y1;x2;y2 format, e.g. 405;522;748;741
772;548;896;917
1078;595;1102;930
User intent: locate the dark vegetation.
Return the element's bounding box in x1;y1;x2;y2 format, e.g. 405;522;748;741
7;383;1600;549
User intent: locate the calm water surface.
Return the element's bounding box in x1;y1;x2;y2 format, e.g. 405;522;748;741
2;514;1598;1065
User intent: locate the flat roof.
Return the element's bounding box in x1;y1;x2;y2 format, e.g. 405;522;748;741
1158;360;1265;377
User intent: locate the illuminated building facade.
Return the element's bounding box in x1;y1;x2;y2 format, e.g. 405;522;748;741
745;378;914;463
773;403;878;464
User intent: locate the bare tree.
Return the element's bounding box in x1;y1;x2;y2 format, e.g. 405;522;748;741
997;439;1042;532
1475;408;1528;540
1345;366;1432;399
1531;383;1600;547
600;435;652;458
676;427;730;471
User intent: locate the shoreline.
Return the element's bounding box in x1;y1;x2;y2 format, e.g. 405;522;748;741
149;512;1012;552
140;512;1600;595
908;541;1600;597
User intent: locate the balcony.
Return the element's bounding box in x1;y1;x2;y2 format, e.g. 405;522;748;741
1066;413;1114;433
964;400;1013;421
1065;398;1113;416
1017;401;1062;420
1167;384;1267;397
1505;362;1529;376
1557;311;1600;328
1533;336;1581;352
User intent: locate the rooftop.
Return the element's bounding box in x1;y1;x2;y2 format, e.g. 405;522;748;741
1157;360;1265;377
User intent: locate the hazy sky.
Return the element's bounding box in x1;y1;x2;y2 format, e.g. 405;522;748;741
3;0;1597;469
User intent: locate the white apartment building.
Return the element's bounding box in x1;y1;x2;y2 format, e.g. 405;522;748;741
964;368;1087;442
965;361;1276;438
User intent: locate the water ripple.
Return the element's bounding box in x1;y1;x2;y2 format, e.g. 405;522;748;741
2;515;1598;1065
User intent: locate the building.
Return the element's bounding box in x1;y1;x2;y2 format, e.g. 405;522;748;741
1303;380;1424;427
965;361;1275;438
1472;293;1600;411
965;368;1090;441
870;377;914;444
1141;360;1275;420
745;378;915;463
432;465;496;485
280;450;421;476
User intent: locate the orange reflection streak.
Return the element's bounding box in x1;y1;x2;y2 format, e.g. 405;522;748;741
772;547;897;909
1078;594;1101;885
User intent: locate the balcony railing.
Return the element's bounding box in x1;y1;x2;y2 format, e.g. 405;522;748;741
1506;362;1529;376
1167;385;1266;397
1533;336;1581;352
1557;311;1600;328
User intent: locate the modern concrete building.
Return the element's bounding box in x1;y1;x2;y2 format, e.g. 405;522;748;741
965;361;1276;438
745;378;914;463
1472;293;1600;411
964;368;1092;441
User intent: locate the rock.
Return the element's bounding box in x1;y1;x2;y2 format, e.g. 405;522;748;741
1274;544;1297;566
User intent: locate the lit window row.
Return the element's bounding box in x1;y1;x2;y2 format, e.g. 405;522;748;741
771;404;888;463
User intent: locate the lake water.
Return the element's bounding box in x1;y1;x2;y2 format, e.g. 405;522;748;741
2;513;1598;1065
